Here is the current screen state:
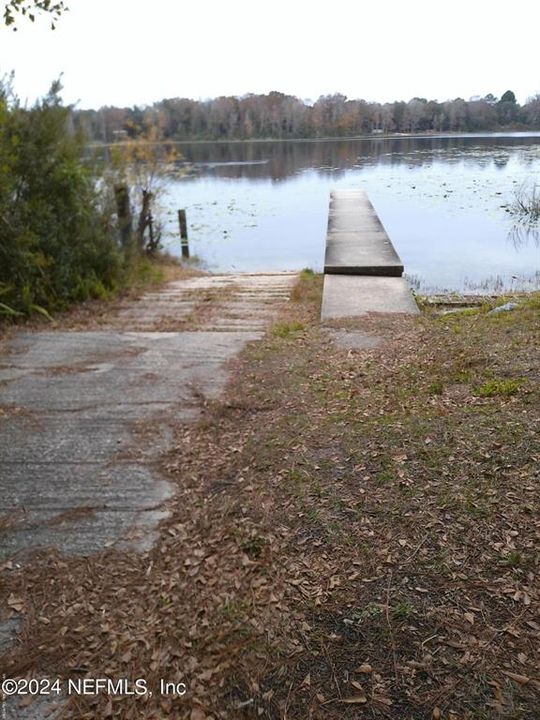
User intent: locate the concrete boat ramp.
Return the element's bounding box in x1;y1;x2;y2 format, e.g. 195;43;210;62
0;272;295;561
321;189;419;320
0;272;296;718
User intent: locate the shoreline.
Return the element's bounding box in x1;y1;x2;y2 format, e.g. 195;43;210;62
89;129;540;148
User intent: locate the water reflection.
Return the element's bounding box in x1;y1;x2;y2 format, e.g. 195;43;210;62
508;222;540;250
175;135;540;182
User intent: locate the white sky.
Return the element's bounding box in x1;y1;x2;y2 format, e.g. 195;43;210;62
0;0;539;109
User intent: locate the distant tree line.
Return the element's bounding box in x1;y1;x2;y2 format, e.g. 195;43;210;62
74;90;540;143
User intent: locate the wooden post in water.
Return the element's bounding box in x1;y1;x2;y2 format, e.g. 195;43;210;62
178;209;190;259
115;184;133;250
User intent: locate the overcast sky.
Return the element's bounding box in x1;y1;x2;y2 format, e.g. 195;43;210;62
0;0;538;109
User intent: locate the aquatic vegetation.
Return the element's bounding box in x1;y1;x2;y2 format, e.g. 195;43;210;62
510;180;540;221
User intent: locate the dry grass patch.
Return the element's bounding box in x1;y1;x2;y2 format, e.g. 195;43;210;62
0;256;203;338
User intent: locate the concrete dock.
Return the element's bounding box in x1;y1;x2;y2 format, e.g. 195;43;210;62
324;189;403;276
321;190;419;320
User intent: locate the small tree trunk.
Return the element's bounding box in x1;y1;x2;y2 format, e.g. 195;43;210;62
137;189;153;252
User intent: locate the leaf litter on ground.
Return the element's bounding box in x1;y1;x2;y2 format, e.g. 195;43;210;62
0;274;538;719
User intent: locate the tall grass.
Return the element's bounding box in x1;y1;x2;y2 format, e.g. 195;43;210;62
511;181;540;222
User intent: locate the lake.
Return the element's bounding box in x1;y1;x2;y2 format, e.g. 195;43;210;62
161;134;540;293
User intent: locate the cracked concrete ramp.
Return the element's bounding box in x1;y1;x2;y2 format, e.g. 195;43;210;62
0;272;295;560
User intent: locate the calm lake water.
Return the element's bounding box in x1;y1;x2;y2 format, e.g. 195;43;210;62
161;134;540;293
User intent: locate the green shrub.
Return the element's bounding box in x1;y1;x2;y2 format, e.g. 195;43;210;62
0;77;122;317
